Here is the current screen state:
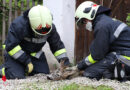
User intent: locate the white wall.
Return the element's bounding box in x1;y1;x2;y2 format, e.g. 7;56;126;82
43;0;75;69
62;0;75;61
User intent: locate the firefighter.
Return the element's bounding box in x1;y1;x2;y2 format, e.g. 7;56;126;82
75;1;130;80
0;5;70;79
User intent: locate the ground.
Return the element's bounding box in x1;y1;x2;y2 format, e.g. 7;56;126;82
0;74;130;90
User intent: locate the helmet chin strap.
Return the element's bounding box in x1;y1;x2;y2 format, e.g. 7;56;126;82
85;21;93;31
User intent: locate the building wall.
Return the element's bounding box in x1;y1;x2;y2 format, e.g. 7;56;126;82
43;0;75;70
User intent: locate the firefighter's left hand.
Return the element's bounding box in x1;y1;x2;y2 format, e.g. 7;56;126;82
59;57;70;73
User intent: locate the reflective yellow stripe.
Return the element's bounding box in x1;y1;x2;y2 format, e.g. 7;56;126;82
123;56;130;60
2;68;5;76
88;54;97;64
2;45;6;49
30;52;36;57
8;45;22;56
54;49;66;56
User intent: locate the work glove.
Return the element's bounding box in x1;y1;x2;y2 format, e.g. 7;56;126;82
26;62;34;74
77;58;88;71
59;57;70;73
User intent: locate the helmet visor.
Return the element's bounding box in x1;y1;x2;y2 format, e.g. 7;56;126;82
36;27;50;34
34;26;52;35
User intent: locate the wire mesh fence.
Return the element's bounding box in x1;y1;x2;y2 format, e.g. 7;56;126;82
0;0;43;64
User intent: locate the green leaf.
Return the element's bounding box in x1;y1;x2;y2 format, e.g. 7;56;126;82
126;13;130;26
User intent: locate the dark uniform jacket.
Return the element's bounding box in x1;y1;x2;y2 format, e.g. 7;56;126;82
4;10;67;65
90;11;130;61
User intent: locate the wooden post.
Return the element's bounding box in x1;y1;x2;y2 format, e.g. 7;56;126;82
21;1;24;14
112;0;123;17
2;0;6;62
109;0;113;8
2;1;6;44
27;0;30;9
100;0;104;5
75;0;94;63
38;0;42;4
32;0;35;6
8;0;12;28
14;0;18;18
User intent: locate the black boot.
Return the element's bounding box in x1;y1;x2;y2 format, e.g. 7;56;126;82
114;60;126;81
102;69;114;79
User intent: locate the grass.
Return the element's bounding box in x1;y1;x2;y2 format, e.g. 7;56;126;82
23;82;43;90
21;81;114;90
54;83;114;90
22;82;114;90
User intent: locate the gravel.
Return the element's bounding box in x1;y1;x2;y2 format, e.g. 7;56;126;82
0;74;130;90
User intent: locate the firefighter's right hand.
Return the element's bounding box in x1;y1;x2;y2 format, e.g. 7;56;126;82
77;59;88;71
26;62;33;73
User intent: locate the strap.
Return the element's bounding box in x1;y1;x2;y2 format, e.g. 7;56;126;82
118;55;130;66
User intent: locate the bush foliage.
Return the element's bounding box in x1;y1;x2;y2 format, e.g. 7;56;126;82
126;13;130;26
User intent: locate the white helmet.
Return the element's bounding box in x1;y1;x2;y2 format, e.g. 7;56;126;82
75;1;100;21
28;5;53;35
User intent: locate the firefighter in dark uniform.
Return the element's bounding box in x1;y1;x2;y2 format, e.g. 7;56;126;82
0;5;70;79
75;1;130;81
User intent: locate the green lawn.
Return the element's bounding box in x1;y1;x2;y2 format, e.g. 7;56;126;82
55;83;114;90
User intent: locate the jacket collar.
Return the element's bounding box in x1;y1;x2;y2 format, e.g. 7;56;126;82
23;9;30;19
92;6;111;29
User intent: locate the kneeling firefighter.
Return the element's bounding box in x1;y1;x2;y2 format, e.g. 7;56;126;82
75;1;130;81
0;5;70;79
